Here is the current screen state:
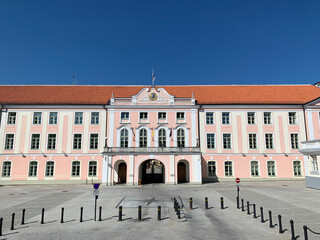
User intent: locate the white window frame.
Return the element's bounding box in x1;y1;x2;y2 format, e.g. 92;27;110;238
74;112;83;125
47;133;57;150
248;133;258;150
45;161;55;177
89;133;99;150
222;133;232;150
7;112;17;125
120;112;130;123
28;161;38;177
91;112;100;125
250;160;260;177
263;112;272;125
224;161;233;177
30;133;41;150
290;133;300;150
288;112;297;125
49;112;58;125
139;112;148;121
2;161;12;177
265;133;274;150
206;112;214;125
73;133;82;150
247;112;256;125
4;133;14;150
71;161;81;177
267;161;277;177
222;112;230;125
208;161;216;177
293;160;302;177
88;161;98;177
206;133;215;149
33;112;42;125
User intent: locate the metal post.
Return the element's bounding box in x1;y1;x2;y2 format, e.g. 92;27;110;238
118;206;122;221
278;215;284;234
260;207;264;223
253;204;257;218
190;197;193;210
174;200;178;213
80;207;83;223
41;208;45;224
205;197;208;209
94;195;98;221
0;217;2;236
178;205;181;219
21;209;25;225
290;219;296;240
303;225;308;240
157;206;161;221
220;197;224;209
268;210;273;228
241;199;244;211
60;208;64;223
236;197;240;209
10;213;15;230
99;206;102;221
138;206;142;221
247;201;250;215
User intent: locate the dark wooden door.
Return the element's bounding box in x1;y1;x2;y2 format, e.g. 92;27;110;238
118;163;127;183
178;162;186;183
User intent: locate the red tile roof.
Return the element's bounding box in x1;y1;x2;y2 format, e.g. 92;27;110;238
0;85;320;105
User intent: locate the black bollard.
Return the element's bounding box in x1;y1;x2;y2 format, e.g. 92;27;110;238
303;225;308;240
118;206;122;221
99;206;102;221
247;201;250;215
174;200;178;212
157;206;161;221
290;219;296;240
60;207;64;223
253;204;257;218
236;197;240;209
190;198;193;210
278;215;284;234
80;207;83;223
220;197;224;209
0;217;2;236
177;205;181;219
241;199;244;211
21;209;25;225
268;210;273;228
10;213;15;230
138;206;142;221
41;208;45;224
260;207;264;223
205;197;208;209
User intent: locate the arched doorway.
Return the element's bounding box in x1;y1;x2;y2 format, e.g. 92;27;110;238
139;159;165;184
118;162;127;184
178;160;190;183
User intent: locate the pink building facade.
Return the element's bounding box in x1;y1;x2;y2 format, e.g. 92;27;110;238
1;84;320;185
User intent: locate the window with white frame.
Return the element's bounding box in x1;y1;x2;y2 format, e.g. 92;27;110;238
158;129;166;147
247;112;256;125
139;129;147;147
177;112;185;120
290;133;299;149
7;112;16;124
267;161;276;176
251;161;259;176
265;134;273;149
88;161;97;177
264;112;271;124
249;134;257;149
140;112;148;120
206;112;214;124
49;112;58;124
289;112;297;124
5;134;14;150
208;161;216;176
33;112;42;124
75;112;83;124
224;161;233;176
28;161;38;177
31;134;40;150
90;134;99;149
71;161;80;177
47;134;56;150
2;161;11;177
222;112;230;124
293;161;302;176
207;134;215;149
45;161;54;177
158;112;166;120
311;156;319;172
121;112;129;121
120;129;129;148
177;129;185;147
73;134;82;149
223;133;231;149
91;112;99;124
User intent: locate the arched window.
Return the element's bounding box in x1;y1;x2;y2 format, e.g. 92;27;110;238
45;161;54;177
139;129;147;147
28;161;38;177
208;161;216;177
177;129;185;147
2;161;11;177
72;161;81;177
158;129;166;147
88;161;97;177
120;129;129;148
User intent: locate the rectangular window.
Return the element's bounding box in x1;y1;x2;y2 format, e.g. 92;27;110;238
28;161;38;177
140;112;148;120
247;112;255;125
222;112;230;124
223;133;231;149
33;112;42;124
47;134;56;150
293;161;302;176
75;112;83;124
291;133;299;149
208;161;216;177
7;112;16;124
312;156;319;172
72;161;80;177
265;134;273;149
267;161;276;176
207;134;215;149
73;134;82;149
177;112;185;120
90;134;99;149
206;112;214;124
88;161;97;177
31;134;40;150
158;112;166;120
249;134;257;149
121;112;129;120
251;161;259;176
45;161;54;177
2;161;11;177
5;134;14;150
49;112;58;124
225;161;233;176
289;112;297;124
264;112;271;124
91;112;99;124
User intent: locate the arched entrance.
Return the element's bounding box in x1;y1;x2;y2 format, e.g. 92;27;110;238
139;159;165;184
118;162;127;183
178;160;190;183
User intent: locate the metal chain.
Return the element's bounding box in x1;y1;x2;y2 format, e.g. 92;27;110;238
307;226;320;235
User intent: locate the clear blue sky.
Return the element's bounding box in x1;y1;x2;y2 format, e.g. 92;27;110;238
0;0;319;86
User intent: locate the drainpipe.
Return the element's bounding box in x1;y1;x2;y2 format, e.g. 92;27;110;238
302;105;309;141
104;105;109;186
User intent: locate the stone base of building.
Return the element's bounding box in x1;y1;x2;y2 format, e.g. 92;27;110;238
306;176;320;190
0;179;102;185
